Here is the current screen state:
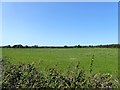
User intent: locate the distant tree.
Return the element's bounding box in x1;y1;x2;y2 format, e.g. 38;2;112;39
12;44;23;48
12;45;17;48
77;45;82;48
74;45;78;48
89;45;92;48
112;44;117;48
118;44;120;48
25;45;29;48
8;45;11;48
32;45;38;48
3;45;11;48
99;45;102;48
7;45;11;48
64;45;67;48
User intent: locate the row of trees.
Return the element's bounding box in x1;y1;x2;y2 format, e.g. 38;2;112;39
1;44;120;48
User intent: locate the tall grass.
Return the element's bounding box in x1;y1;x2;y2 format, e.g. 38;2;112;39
90;55;94;74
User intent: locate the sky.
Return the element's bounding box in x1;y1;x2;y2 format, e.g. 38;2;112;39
2;2;118;46
1;0;119;2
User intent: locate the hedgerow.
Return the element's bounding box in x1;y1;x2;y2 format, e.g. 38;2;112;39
1;59;119;89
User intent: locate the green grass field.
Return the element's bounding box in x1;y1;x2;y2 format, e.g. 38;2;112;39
2;48;118;76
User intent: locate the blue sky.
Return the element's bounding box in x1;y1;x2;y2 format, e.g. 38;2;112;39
2;2;118;46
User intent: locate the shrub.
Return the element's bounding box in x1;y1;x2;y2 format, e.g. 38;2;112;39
1;59;119;89
2;60;45;89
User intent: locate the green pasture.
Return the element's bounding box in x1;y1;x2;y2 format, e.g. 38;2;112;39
2;48;118;76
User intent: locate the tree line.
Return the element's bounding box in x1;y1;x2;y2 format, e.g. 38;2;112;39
1;44;120;48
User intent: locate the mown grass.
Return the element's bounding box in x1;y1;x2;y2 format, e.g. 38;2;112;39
2;48;118;76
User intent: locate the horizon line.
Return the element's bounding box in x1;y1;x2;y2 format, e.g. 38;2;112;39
1;43;119;47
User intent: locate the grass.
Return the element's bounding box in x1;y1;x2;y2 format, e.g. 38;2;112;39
0;48;2;58
2;48;118;76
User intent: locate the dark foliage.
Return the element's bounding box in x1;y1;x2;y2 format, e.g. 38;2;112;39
1;44;120;48
12;44;23;48
1;59;119;89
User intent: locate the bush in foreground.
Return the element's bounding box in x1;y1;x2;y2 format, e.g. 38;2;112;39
1;60;119;89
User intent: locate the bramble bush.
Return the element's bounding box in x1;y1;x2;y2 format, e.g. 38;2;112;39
1;59;119;89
